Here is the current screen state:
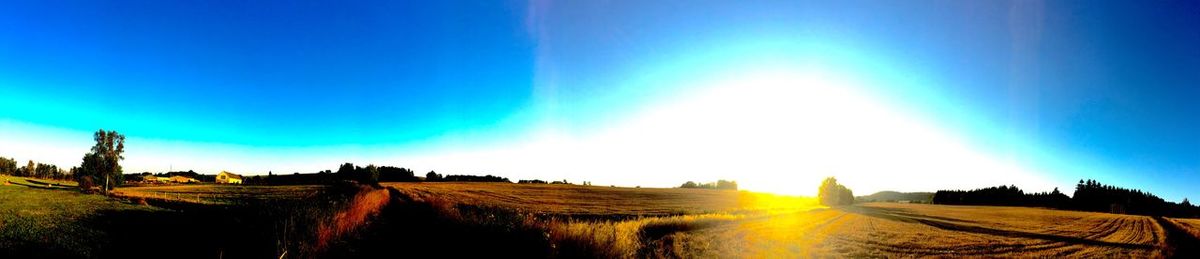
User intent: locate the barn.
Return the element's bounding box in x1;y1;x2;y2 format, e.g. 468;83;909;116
216;171;243;184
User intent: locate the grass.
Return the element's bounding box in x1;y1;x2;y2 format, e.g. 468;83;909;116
0;175;160;258
3;176;391;258
2;175;77;190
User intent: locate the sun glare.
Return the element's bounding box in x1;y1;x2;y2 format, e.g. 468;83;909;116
401;66;1055;197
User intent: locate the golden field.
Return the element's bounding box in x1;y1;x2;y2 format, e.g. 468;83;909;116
383;182;1183;258
7;179;1197;258
383;182;816;217
1166;218;1200;240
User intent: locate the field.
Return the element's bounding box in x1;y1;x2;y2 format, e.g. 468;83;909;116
4;179;1199;258
386;183;1184;258
112;185;329;205
0;176;160;258
1169;218;1200;237
385;182;816;217
678;203;1168;257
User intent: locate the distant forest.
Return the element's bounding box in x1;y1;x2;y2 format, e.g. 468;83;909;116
678;180;738;190
243;163;513;185
934;179;1200;218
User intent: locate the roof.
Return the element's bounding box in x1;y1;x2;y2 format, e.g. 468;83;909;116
219;171;244;180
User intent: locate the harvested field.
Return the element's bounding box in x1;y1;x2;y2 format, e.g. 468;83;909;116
384;182;816;218
671;203;1167;257
383;183;1178;258
112;184;328;205
4;181;1193;258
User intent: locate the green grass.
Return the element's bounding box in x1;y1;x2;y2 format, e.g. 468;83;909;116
0;176;160;258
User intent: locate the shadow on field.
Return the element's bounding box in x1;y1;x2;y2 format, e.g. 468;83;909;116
86;208;233;259
844;206;1159;251
19;183;386;259
1155;217;1199;258
7;183;717;258
323;187;555;258
9;180;73;190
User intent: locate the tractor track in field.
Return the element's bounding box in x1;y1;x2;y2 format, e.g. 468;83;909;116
1155;217;1200;258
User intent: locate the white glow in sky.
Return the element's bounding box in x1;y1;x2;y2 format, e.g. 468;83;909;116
393;66;1059;196
0;60;1063;197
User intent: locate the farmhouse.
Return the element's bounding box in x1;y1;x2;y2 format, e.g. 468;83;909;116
217;171;243;184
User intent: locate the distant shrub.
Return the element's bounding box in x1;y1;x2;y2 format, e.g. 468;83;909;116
818;177;854;206
425;171;443;181
678;180;737;190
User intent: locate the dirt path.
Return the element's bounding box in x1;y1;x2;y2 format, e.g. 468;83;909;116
1155;217;1200;258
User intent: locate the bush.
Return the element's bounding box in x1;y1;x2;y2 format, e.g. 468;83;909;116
818;177;854;206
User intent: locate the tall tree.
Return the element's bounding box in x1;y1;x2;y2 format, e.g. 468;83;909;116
0;157;16;174
78;129;125;192
23;160;35;177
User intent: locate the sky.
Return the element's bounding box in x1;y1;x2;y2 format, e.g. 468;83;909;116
1;1;1197;200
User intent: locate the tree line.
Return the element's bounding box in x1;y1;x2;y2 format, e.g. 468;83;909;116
241;163;512;185
678;180;738;190
933;179;1200;218
0;156;74;180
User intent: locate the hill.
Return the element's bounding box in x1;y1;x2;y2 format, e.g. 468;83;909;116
857;191;934;203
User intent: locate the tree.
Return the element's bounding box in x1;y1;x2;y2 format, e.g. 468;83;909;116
379;166;416;182
337;163;355;177
0;157;17;174
680;181;698;188
1185;198;1192;207
818;177;854;206
77;130;125;192
19;159;34;177
359;164;380;184
425;171;442;181
716;180;738;190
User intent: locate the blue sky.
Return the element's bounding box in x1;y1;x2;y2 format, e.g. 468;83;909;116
1;1;1197;200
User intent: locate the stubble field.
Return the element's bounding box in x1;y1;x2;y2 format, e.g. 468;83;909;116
4;178;1198;258
382;183;1186;258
